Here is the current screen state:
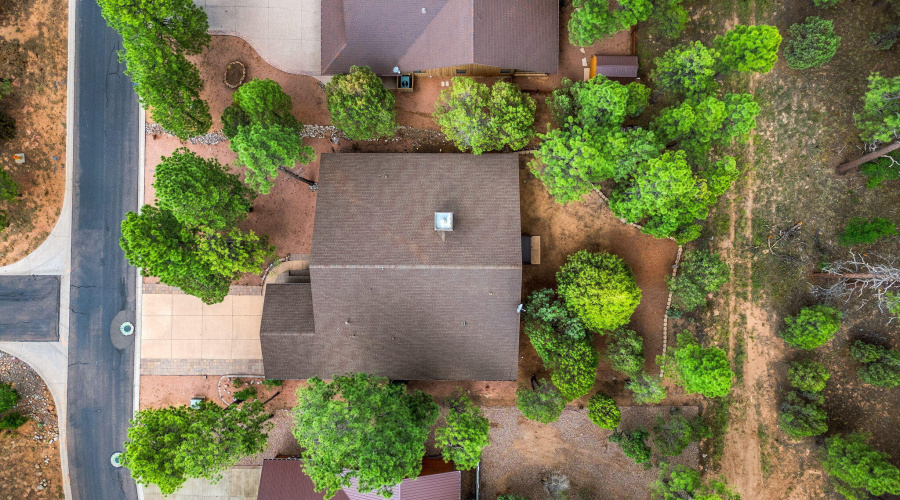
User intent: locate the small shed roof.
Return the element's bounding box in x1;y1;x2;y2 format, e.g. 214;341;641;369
594;55;639;78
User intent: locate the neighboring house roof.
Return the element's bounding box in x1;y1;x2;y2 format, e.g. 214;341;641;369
259;153;522;381
320;0;559;75
257;459;350;500
257;458;459;500
594;55;639;78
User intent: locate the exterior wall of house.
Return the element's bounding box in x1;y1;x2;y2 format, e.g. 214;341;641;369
412;64;517;78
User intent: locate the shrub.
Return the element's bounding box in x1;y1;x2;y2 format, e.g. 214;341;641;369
497;496;531;500
838;217;896;246
0;210;7;230
556;250;642;333
667;250;730;312
587;393;620;429
0;112;16;140
524;320;599;401
324;65;397;140
778;391;828;439
869;24;900;50
436;391;490;470
609;428;651;466
0;382;19;413
651;464;740;499
524;289;588;340
823;433;900;500
860;151;900;188
0;167;20;202
233;387;257;401
651;411;704;457
262;379;282;389
542;472;571;500
626;372;668;404
660;332;733;398
812;0;841;7
788;359;830;393
784;17;840;70
780;305;842;350
0;412;27;430
850;340;900;388
231;378;243;388
516;379;567;424
607;328;644;377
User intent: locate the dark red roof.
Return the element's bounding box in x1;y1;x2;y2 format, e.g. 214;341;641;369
321;0;559;75
257;459;350;500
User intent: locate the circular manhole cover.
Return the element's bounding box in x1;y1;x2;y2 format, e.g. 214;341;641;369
120;322;134;336
110;452;123;468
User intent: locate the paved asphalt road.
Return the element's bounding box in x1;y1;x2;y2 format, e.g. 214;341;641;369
67;0;140;497
0;276;60;341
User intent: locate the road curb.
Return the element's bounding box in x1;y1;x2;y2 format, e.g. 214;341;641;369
133;105;146;500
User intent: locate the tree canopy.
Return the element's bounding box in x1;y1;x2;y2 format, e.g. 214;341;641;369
98;0;211;139
856;72;900;143
556;250;642;333
609;428;652;466
651;465;741;500
223;78;315;194
823;433;900;500
778;390;828;439
433;77;536;154
292;374;439;498
779;305;842;350
607;328;645;377
525;319;599;400
713;25;783;74
325;66;398;141
435;391;490;470
784;17;841;70
516;379;567;424
850;340;900;388
568;0;653;46
587;393;621;430
122;401;270;495
650;41;720;98
660;332;733;398
667;250;731;313
788;358;831;393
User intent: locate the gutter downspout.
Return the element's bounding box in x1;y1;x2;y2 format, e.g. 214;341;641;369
475;461;480;500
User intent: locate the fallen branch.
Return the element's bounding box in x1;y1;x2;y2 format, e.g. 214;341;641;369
836;141;900;175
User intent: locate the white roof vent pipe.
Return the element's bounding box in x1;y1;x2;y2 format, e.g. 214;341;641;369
435;212;453;241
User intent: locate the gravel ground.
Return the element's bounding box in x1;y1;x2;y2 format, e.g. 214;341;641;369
479;406;699;500
235;409;301;466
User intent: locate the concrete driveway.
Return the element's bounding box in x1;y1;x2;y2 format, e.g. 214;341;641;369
195;0;321;75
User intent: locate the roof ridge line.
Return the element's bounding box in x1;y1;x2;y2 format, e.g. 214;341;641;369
309;264;522;270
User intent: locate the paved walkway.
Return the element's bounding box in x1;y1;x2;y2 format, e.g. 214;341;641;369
142;467;261;500
195;0;321;75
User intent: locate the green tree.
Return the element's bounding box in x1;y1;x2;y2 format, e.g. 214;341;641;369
652;94;760;157
626;82;652;117
433;77;536;154
0;113;15;141
223;78;315;194
292;374;439;498
609;428;652;466
122;401;270;495
860;150;900;188
788;359;831;393
0;412;27;430
497;496;531;500
778;391;828;439
607;328;645;377
713;25;782;74
648;0;689;39
0;168;19;202
525;320;600;400
784;17;841;70
850;340;900;388
626;372;668;404
524;289;588;340
556;250;642;333
435;391;490;470
651;464;741;500
666;250;731;312
0;382;19;413
651;410;707;457
650;41;719;97
98;0;212;139
568;0;653;46
823;433;900;500
837;217;896;246
587;393;621;429
856;73;900;143
153;148;255;231
325;66;397;141
779;305;842;350
516;379;567;424
869;24;900;50
812;0;841;7
660;332;733;397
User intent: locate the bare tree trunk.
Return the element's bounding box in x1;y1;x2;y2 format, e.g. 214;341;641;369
835;141;900;174
278;166;317;191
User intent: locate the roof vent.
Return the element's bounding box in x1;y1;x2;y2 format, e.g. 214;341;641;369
435;212;453;231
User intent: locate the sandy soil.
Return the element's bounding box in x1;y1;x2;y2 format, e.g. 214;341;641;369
0;351;62;499
0;0;67;266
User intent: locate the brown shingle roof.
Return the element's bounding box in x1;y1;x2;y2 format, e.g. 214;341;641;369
321;0;559;75
260;284;316;380
260;154;522;381
257;459;350;500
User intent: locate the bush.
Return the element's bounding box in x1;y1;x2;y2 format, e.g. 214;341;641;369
651;411;705;457
651;464;740;500
850;340;900;388
788;359;830;393
607;328;644;377
324;65;397;140
0;112;16;140
780;305;842;350
660;332;733;398
556;250;642;333
262;379;282;389
784;17;840;70
837;217;896;246
524;289;588;340
231;378;243;388
0;382;19;413
626;372;668;404
516;379;567;424
0;167;20;202
609;428;651;466
497;496;531;500
823;433;900;500
436;391;490;470
778;391;828;439
233;387;257;401
860;151;900;188
667;250;730;312
0;412;27;430
524;320;599;401
587;393;620;429
0;210;7;230
869;24;900;50
812;0;841;7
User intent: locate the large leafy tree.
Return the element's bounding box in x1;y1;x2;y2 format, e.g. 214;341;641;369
325;66;397;141
652;94;760;157
525;319;599;400
784;17;841;70
778;391;828;439
568;0;653;46
223;78;315;194
713;25;783;74
850;340;900;388
98;0;211;139
666;249;731;312
648;0;689;39
556;250;642;333
292;374;439;498
122;401;270;495
650;41;720;97
435;392;490;470
823;433;900;500
433;77;536;154
856;73;900;143
660;332;733;398
779;305;842;350
788;359;830;393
